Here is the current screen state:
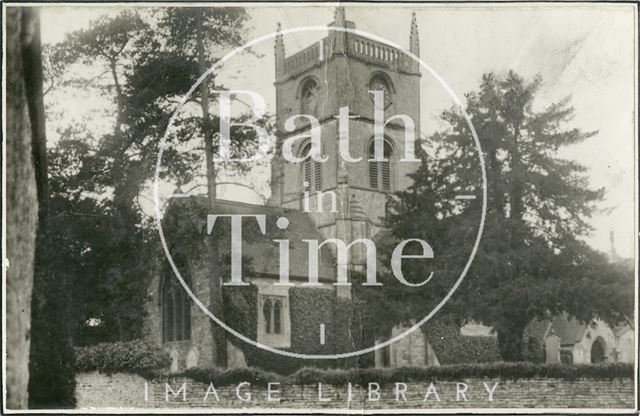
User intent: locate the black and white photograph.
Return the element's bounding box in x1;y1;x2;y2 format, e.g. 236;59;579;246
3;2;638;413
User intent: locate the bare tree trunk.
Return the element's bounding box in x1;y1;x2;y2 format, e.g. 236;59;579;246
22;11;48;219
195;15;227;368
5;8;40;409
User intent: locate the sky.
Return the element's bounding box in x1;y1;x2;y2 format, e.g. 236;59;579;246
39;3;637;258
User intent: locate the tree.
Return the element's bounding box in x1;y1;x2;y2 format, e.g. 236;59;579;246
42;10;151;345
6;7;41;409
382;71;632;361
9;8;80;408
153;7;259;366
42;8;265;364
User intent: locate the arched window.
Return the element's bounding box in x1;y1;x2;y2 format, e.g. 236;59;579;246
263;299;272;334
300;78;320;116
368;139;393;191
369;74;393;109
161;260;191;343
301;142;323;192
258;294;289;347
273;300;282;334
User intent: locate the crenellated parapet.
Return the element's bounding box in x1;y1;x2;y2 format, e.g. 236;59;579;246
274;9;420;83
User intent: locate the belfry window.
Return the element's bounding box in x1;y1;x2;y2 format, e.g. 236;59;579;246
369;74;393;109
301;142;323;192
161;261;191;343
368;139;393;191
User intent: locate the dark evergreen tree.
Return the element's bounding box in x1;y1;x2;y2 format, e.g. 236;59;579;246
379;71;632;361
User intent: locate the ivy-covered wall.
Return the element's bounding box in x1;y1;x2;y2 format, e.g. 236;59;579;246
223;283;354;374
289;286;340;354
148;197;354;373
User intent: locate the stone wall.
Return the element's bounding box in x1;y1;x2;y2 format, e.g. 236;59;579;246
143;250;216;371
75;372;635;410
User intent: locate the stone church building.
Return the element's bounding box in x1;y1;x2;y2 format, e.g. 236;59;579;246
143;8;436;372
543;313;634;365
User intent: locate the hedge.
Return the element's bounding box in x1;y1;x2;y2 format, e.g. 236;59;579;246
423;317;501;364
74;340;632;383
168;362;633;386
289;362;634;385
75;340;171;376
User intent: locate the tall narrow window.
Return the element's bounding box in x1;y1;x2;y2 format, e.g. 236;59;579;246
382;345;391;367
263;299;272;334
273;300;282;334
163;290;174;342
182;295;191;340
368;140;393;191
161;259;192;343
174;291;182;339
301;142;323;191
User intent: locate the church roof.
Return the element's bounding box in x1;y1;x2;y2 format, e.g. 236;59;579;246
613;324;631;337
546;313;588;345
163;197;335;282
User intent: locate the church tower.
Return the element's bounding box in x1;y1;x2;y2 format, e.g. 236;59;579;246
269;8;421;242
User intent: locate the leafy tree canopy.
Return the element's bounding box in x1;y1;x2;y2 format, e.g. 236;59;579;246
366;71;633;361
41;7;260;348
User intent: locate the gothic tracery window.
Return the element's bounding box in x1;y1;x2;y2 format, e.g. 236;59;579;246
161;261;191;343
368;139;393;192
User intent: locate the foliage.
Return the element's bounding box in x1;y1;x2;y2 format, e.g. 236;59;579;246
41;6;259;351
44;133;156;344
289;287;341;354
75;340;171;376
43;10;156;347
28;243;78;408
221;285;352;375
522;318;549;363
159;199;352;374
380;71;633;361
290;362;633;384
223;284;259;344
423;317;501;365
